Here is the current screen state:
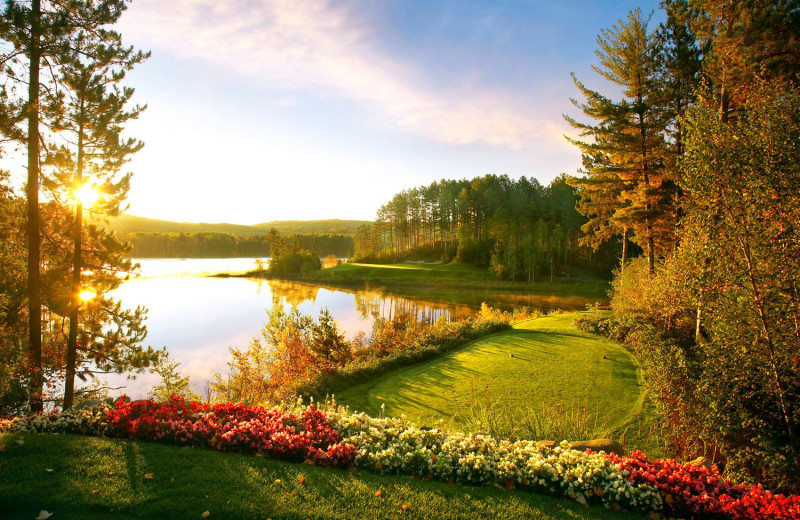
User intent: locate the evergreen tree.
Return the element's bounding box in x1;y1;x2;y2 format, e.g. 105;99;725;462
43;19;149;409
1;0;151;410
565;9;673;273
685;0;800;121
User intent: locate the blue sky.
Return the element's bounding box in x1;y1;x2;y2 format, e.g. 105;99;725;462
112;0;663;224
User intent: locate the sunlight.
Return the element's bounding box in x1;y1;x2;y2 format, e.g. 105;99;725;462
75;182;101;207
78;288;96;302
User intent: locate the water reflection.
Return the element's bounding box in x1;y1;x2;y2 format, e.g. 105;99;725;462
106;258;604;399
266;279;321;308
351;286;474;325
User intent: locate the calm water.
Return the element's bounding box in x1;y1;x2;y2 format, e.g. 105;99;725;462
108;258;477;398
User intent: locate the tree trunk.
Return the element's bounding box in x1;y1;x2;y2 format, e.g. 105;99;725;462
63;200;81;409
621;228;629;273
26;0;43;414
64;110;85;410
695;304;702;343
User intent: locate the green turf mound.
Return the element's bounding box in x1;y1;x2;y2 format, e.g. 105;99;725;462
337;313;646;439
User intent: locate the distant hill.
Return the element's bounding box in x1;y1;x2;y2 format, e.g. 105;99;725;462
253;219;371;235
107;214;371;236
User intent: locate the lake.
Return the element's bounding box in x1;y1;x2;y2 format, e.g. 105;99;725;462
106;258;604;398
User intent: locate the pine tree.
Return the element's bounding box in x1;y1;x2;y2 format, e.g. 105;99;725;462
565;9;674;273
686;0;800;121
1;0;149;410
43;19;149;409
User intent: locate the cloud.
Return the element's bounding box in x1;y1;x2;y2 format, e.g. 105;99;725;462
119;0;568;150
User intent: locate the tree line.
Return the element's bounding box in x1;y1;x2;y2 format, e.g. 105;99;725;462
354;174;623;281
569;0;800;492
122;231;353;258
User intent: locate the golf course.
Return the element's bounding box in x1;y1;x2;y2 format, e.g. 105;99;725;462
337;313;648;444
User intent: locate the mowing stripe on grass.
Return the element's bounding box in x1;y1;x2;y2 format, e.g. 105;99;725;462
337;312;645;439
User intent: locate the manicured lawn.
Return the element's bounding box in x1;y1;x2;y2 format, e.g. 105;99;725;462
315;262;497;282
337;313;647;444
0;432;644;520
304;262;610;311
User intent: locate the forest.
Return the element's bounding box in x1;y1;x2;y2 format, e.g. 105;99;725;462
353;174;622;280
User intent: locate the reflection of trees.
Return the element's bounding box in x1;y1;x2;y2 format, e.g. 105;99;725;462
493;293;603;311
268;280;321;308
353;290;473;326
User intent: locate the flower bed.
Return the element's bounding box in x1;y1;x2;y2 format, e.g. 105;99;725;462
608;451;800;520
326;408;662;512
3;396;355;467
3;398;799;519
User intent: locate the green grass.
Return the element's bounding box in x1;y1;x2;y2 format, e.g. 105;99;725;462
318;262;497;281
303;263;610;311
337;313;651;449
0;433;644;520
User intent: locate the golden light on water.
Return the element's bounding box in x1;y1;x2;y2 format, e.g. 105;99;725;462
75;183;100;207
78;289;96;302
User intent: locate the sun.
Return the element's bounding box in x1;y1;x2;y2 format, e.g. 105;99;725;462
75;183;100;207
78;288;96;302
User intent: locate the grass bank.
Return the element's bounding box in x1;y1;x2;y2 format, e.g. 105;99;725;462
310;263;608;293
337;312;658;455
238;262;611;311
0;432;644;520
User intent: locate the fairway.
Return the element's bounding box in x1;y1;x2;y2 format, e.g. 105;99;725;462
337;313;645;437
316;261;497;282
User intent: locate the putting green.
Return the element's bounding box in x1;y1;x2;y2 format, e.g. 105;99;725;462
337;313;645;433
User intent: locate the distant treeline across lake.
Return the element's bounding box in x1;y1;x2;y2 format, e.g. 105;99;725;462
122;231;353;258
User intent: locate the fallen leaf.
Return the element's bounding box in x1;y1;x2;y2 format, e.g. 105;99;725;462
401;504;410;511
15;439;24;446
261;467;267;473
298;477;306;484
91;489;99;495
274;479;282;485
0;444;6;451
201;511;210;519
44;469;54;473
35;511;52;520
375;490;382;497
169;478;175;484
143;473;154;480
108;471;114;476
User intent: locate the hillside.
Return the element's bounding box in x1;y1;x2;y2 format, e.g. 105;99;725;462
253;219;371;235
106;214;371;236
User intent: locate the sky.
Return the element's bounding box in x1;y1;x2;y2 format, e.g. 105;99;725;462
73;0;662;224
